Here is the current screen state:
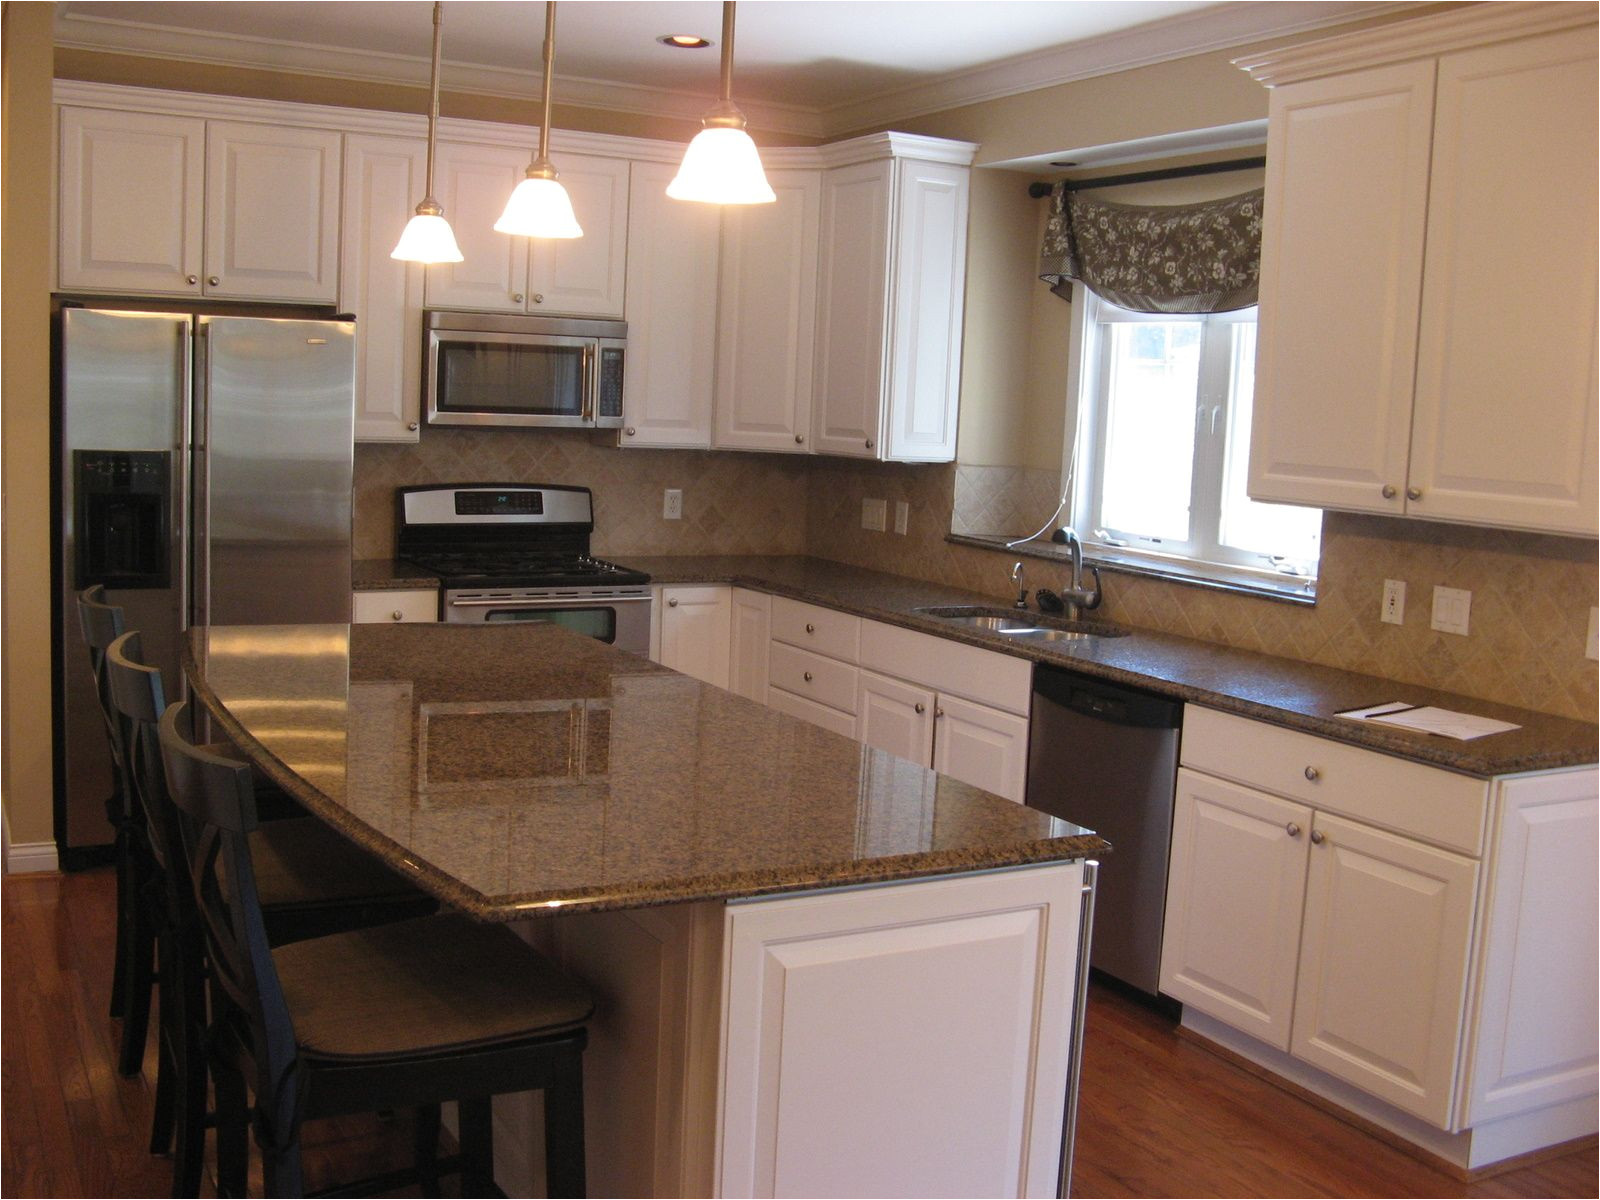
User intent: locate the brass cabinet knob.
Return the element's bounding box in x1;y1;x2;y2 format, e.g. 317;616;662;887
805;623;815;634
1304;765;1320;782
208;276;220;286
795;434;805;445
667;598;679;607
513;292;525;304
1406;486;1423;501
935;707;945;719
407;421;419;431
803;671;814;682
914;702;926;714
186;274;199;285
532;293;544;304
390;610;403;621
1381;484;1397;499
1286;822;1301;838
625;427;636;436
1310;829;1327;846
865;439;874;449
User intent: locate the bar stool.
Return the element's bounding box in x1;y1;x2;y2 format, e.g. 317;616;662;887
158;700;593;1199
105;632;439;1196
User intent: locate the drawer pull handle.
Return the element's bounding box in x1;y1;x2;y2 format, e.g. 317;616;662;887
803;671;813;682
1310;829;1326;846
391;610;403;621
914;702;926;714
1285;822;1301;838
1381;484;1397;499
805;623;815;634
667;598;679;607
1304;766;1320;782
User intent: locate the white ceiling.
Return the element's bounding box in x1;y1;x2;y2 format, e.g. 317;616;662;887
55;1;1400;138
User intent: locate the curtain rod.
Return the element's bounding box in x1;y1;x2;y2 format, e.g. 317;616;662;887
1028;155;1266;199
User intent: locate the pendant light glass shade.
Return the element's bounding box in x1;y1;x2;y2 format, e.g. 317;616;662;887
669;3;775;205
392;2;462;263
496;2;584;239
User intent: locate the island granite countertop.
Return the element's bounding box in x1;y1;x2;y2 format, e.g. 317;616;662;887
352;554;1598;778
184;622;1106;921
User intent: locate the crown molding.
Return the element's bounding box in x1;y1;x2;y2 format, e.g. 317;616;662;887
52;11;828;138
1235;1;1597;86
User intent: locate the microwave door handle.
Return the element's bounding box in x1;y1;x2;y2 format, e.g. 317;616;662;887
581;343;597;423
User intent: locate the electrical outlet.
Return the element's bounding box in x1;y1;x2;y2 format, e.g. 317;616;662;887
662;488;682;520
1381;579;1406;626
894;500;909;536
861;498;887;532
1431;586;1471;636
1587;607;1597;660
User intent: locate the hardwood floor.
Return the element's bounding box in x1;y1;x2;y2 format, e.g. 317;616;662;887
4;866;1596;1198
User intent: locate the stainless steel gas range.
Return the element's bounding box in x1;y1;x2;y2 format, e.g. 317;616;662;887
396;484;652;653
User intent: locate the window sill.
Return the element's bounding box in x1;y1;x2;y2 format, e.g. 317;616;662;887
947;533;1318;606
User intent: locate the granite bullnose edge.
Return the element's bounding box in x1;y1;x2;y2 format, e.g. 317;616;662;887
352;558;442;590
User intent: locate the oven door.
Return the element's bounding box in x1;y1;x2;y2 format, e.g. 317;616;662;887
427;330;595;428
445;590;652;654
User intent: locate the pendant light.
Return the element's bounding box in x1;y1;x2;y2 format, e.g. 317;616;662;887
392;1;464;263
667;2;776;205
495;2;583;238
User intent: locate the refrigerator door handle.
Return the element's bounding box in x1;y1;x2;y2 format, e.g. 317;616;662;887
176;320;194;635
191;320;211;629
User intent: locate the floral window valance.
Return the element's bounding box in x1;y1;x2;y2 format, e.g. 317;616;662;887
1038;184;1264;314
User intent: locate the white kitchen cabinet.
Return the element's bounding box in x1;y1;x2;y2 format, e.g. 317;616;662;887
856;669;936;766
58;107;205;296
352;588;438;623
1160;769;1311;1051
713;169;821;453
619;161;720;448
766;685;857;739
342;134;427;442
1291;812;1478;1126
932;693;1030;804
1243;9;1599;536
425;141;530;312
204;121;341;302
811;143;972;463
526;154;629;318
658;586;731;689
727;589;770;704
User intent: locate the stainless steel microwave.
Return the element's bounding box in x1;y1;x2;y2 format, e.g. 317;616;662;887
424;311;626;429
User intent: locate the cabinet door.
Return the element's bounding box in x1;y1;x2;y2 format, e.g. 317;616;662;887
1407;29;1598;535
204;122;341;302
932;693;1028;803
714;169;821;453
728;589;770;704
525;153;629;318
856;669;935;767
620;161;720;448
1291;812;1478;1128
658;586;731;689
58;107;205;296
342;134;427;442
1248;61;1435;513
1158;769;1311;1051
812;159;891;459
883;158;968;463
425;141;529;312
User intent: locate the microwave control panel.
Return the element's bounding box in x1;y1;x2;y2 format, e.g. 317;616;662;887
598;347;624;420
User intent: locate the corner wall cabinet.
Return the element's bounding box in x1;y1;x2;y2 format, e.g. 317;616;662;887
1162;705;1598;1167
1242;7;1599;536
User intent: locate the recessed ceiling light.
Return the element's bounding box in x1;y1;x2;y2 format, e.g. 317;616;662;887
658;33;713;48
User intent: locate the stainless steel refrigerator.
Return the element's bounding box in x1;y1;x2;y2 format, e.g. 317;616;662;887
55;307;355;858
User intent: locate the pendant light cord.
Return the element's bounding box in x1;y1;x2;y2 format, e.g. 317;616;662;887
720;2;736;105
422;0;444;209
536;2;556;169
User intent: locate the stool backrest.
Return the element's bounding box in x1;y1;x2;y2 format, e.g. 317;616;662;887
157;701;299;1140
104;631;175;871
77;584;129;791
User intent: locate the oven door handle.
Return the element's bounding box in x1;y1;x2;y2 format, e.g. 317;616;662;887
447;595;652;608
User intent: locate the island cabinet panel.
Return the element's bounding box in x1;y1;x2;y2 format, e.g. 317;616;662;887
58;107;205;295
1291;813;1478;1127
658;585;732;689
1160;769;1311;1051
719;863;1085;1199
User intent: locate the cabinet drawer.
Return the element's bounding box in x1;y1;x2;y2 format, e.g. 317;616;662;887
859;620;1032;716
352;588;437;623
769;642;858;715
1182;707;1488;855
771;596;860;661
768;685;857;738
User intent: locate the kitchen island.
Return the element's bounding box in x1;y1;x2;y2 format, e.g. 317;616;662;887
185;621;1108;1198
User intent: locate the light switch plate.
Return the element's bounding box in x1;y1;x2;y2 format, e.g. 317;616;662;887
1431;586;1471;636
1587;607;1597;660
1381;579;1406;626
861;498;887;532
894;500;909;536
662;488;682;520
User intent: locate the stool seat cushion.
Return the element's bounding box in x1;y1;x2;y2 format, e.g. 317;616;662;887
273;915;594;1062
251;819;420;910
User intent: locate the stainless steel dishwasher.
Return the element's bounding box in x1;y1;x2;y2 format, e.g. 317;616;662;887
1026;665;1182;996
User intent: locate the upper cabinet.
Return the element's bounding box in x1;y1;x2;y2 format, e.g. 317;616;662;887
1243;8;1598;536
59;107;339;302
425;141;628;318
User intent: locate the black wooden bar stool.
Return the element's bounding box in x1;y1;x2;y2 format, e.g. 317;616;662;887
105;632;439;1196
158;699;593;1199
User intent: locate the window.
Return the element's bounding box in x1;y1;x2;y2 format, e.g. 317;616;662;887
1068;290;1321;590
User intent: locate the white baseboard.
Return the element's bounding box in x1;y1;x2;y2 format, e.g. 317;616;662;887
4;840;60;875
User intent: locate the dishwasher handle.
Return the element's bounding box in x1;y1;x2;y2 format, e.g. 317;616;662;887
1032;665;1182;730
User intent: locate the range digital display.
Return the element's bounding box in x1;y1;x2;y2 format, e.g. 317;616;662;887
456;491;543;516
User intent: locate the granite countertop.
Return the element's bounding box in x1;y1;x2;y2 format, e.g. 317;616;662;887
351;554;1598;777
353;558;440;590
184;622;1107;921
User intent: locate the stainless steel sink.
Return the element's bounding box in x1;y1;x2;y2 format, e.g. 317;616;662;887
913;606;1129;639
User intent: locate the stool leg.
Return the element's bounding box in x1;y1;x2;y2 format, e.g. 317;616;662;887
543;1052;586;1199
213;1059;249;1200
413;1104;441;1197
117;876;156;1077
147;1032;176;1155
459;1097;495;1197
261;1139;305;1200
110;823;131;1019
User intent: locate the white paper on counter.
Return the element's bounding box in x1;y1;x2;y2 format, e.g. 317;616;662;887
1368;706;1521;740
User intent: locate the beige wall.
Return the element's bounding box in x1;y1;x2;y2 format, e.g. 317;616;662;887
3;2;59;848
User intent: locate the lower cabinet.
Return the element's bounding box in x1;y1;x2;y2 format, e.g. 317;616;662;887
351;588;438;623
657;586;731;689
857;669;1030;803
727;589;770;703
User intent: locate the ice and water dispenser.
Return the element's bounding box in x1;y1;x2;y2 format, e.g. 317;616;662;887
72;449;170;589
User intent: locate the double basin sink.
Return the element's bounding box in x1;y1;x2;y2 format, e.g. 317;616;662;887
913;606;1129;643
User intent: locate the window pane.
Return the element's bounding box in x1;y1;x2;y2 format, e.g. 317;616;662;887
1218;324;1322;569
1099;321;1200;543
